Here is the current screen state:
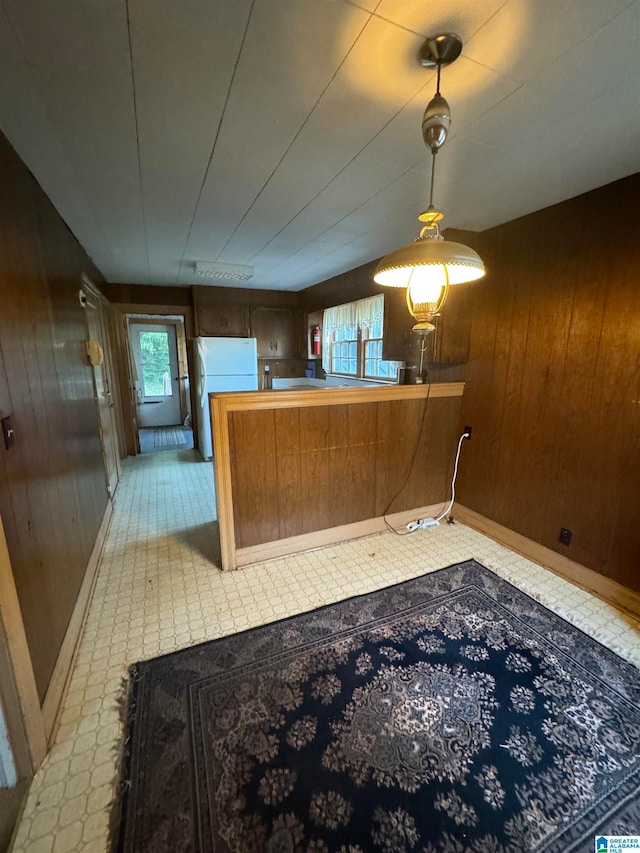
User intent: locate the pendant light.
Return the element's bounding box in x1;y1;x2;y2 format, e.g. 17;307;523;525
373;34;485;333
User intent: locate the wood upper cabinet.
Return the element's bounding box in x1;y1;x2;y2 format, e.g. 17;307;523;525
195;302;249;337
382;288;415;363
382;286;471;365
251;307;300;357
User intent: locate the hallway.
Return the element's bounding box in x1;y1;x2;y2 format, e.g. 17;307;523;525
9;450;640;852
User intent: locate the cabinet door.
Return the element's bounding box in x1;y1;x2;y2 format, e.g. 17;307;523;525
382;287;471;365
197;303;249;337
251;308;274;357
432;286;472;364
271;308;299;357
382;288;417;362
251;308;299;357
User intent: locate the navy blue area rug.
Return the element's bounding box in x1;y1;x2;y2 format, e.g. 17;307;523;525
111;560;640;852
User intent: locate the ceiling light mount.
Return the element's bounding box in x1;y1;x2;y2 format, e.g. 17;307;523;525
418;33;463;69
374;33;485;335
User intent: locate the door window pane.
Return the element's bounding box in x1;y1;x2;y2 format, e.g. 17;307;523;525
140;331;173;396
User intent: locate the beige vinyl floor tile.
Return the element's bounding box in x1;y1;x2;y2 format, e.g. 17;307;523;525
10;448;640;852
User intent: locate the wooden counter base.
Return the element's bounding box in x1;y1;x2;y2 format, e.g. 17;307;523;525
236;502;447;567
211;383;464;571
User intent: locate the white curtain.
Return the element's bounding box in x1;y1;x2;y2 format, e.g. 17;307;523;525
322;301;358;372
322;294;399;375
355;294;384;333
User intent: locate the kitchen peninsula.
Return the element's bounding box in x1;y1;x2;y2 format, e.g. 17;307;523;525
211;382;464;571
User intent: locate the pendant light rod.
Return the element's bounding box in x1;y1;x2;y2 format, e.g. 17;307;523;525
428;150;437;209
426;45;445;212
373;32;485;335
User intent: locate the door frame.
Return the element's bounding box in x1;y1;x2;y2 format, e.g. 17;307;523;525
103;305;195;457
129;321;182;428
123;314;193;452
82;277;121;496
0;511;47;780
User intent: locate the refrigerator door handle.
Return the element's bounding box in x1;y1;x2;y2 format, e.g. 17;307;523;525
197;339;207;409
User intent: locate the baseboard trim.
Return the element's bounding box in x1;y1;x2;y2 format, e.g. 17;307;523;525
454;504;640;621
236;504;444;568
42;499;113;741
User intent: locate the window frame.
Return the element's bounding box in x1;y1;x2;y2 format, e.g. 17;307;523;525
323;298;401;382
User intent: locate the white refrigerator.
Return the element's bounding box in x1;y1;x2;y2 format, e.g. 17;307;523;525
195;337;258;460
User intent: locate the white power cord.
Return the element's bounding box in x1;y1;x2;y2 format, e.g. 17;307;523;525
405;429;471;531
434;430;470;521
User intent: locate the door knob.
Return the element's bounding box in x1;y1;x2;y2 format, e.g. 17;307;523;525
2;416;14;450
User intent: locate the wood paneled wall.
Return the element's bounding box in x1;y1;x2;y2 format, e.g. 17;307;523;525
194;283;298;308
299;259;381;311
458;173;640;592
0;132;108;700
99;282;193;307
228;392;462;549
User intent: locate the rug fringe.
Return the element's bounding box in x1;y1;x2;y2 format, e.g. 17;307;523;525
108;664;142;853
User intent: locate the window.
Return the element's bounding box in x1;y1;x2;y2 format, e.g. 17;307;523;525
322;295;402;382
362;318;399;380
139;331;173;396
331;324;358;375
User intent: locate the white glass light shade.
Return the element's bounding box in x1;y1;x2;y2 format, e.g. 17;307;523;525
407;271;444;304
374;235;485;333
373;237;485;288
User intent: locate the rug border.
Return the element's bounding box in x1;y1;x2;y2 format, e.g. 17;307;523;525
108;557;640;852
108;559;482;851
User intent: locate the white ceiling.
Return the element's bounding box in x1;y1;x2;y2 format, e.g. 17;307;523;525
0;0;638;291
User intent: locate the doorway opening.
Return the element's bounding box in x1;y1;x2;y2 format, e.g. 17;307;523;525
126;315;193;454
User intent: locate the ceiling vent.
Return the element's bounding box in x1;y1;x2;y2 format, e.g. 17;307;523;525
194;261;254;281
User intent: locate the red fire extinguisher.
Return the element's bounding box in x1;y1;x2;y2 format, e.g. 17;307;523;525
312;325;321;356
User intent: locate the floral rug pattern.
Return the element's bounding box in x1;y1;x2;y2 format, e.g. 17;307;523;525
112;561;640;852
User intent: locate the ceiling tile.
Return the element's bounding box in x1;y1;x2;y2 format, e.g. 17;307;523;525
129;0;255;286
3;0;149;280
179;0;371;278
0;0;638;289
0;15;108;271
344;0;380;13
464;0;635;84
375;0;508;41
